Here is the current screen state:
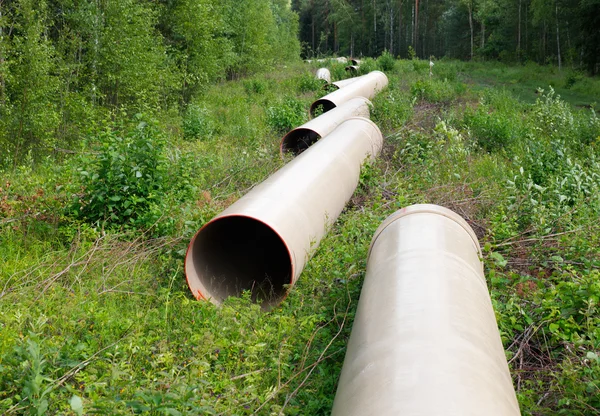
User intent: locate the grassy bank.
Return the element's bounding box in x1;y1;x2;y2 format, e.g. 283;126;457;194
1;59;599;414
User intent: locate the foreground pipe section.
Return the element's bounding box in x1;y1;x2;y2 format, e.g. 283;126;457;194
310;70;388;118
280;97;371;156
331;204;521;416
185;117;383;307
316;67;331;84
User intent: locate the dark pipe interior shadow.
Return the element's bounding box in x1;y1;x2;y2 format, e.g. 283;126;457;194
309;99;336;118
281;128;321;156
192;216;292;306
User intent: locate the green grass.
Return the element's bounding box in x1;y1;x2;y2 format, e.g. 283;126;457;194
1;59;600;414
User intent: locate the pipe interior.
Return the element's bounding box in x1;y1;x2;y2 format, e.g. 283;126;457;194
191;216;292;306
281;128;321;155
310;99;337;118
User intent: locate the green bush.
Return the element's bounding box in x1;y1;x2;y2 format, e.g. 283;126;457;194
183;105;216;140
243;78;268;95
410;78;461;103
266;97;307;134
71;114;167;228
371;89;413;132
296;72;323;93
463;106;517;152
358;58;377;75
377;50;396;72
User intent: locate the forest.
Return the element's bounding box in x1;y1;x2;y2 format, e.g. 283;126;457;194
1;0;600;415
294;0;600;72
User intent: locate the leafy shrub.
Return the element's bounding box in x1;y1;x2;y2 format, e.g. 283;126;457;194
410;78;460;103
329;62;347;81
530;88;574;140
266;97;307;133
71;114;167;228
183;104;216;140
296;72;323;93
377;50;396;72
371;89;413;131
244;78;268;95
358;58;377;75
463;105;517;152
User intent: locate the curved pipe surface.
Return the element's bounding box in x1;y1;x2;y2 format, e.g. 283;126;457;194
329;76;362;91
280;97;371;156
316;67;331;84
185;117;383;307
344;65;359;73
331;204;520;416
310;71;388;118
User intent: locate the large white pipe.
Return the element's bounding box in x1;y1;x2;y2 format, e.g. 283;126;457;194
185;117;383;307
331;204;521;416
310;71;388;118
280;97;371;156
330;76;362;91
316;68;331;84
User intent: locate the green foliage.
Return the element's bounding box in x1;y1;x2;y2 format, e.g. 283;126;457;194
71;114;167;228
266;96;307;133
357;57;377;75
371;83;413;132
463;100;520;152
183;105;216;140
376;50;396;72
3;60;600;416
295;72;323;93
1;0;60;164
410;78;463;103
244;78;268;95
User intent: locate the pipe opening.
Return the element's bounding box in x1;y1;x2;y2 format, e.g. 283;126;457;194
281;128;321;155
309;99;336;118
190;216;292;306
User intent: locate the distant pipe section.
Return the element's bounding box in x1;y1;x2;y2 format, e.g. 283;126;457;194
185;117;383;307
280;97;371;156
310;71;388;118
316;68;331;84
345;65;360;74
331;204;521;416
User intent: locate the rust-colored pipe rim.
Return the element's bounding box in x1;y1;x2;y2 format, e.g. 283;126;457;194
185;214;294;307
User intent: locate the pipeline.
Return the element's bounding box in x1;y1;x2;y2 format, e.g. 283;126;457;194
316;68;331;84
310;71;388;118
344;65;359;74
280;97;371;156
331;204;521;416
185;117;383;307
330;76;362;91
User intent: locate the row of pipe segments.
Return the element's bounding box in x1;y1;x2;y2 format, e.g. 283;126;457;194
185;67;521;415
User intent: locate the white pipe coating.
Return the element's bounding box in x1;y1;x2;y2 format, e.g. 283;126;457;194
331;204;521;416
185;117;383;307
280;97;371;156
316;68;331;84
310;71;388;118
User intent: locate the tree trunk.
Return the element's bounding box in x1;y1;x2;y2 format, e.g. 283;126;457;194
0;1;4;104
556;2;561;70
311;0;315;53
468;2;473;59
389;0;394;54
481;21;485;50
517;0;521;52
398;0;403;56
414;0;419;56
